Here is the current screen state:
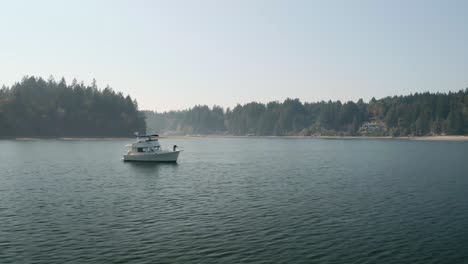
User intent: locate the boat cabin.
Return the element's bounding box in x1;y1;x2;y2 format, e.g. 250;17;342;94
128;134;162;153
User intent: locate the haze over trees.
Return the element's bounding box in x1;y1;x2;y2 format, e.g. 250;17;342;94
145;89;468;136
1;76;466;138
0;76;146;137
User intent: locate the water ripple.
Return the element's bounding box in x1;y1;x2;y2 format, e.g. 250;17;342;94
0;138;467;263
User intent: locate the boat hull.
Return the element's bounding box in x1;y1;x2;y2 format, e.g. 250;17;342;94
123;151;181;162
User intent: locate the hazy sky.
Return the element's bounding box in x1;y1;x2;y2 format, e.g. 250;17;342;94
1;0;467;111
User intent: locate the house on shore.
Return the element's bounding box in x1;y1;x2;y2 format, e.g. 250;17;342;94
359;121;386;135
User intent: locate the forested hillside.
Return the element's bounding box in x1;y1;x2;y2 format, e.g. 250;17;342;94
0;76;146;137
145;89;468;136
2;76;466;138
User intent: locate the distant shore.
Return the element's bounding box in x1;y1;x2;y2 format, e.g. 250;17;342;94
405;135;468;141
7;135;468;142
12;137;133;141
164;135;468;141
316;135;468;141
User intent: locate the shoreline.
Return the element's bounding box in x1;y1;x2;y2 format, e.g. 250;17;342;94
160;135;468;141
316;135;468;141
5;135;468;142
11;137;133;141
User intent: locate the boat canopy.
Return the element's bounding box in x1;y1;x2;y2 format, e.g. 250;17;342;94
135;133;159;138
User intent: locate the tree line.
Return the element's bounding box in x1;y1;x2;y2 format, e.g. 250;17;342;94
1;76;466;137
145;89;468;136
0;76;146;137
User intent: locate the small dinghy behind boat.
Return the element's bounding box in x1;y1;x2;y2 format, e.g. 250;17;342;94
123;133;181;162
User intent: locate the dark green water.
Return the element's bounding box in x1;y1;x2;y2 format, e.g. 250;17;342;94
1;138;467;263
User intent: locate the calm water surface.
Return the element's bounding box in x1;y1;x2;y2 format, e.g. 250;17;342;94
1;138;467;263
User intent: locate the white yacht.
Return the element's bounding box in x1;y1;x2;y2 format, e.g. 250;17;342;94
123;134;181;162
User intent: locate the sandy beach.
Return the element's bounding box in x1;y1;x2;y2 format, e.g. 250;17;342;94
408;136;468;141
317;135;468;141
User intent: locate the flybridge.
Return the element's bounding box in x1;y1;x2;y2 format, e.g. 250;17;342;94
134;132;159;140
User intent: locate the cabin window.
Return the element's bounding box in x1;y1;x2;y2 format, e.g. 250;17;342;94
137;148;144;152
